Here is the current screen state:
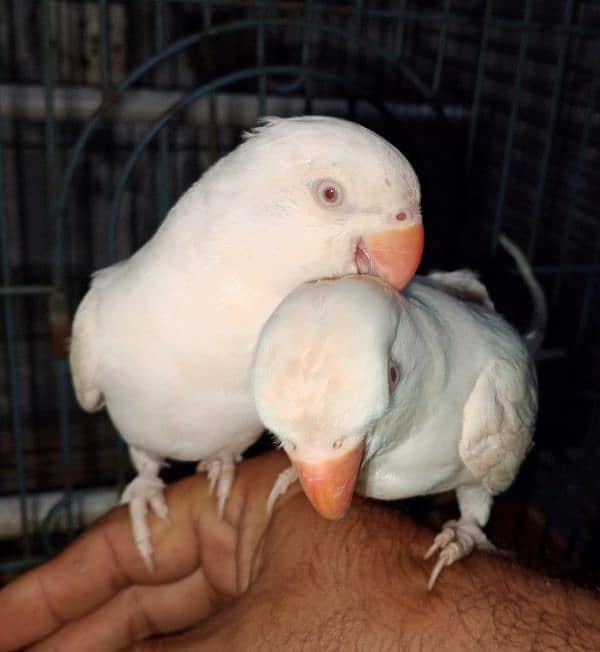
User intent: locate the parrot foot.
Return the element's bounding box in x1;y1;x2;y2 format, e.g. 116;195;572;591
121;474;169;573
197;454;242;518
266;466;298;514
424;518;495;590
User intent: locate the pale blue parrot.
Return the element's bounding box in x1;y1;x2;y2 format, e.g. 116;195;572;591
251;236;544;588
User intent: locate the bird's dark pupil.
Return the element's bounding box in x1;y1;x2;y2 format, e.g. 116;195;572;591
324;187;337;201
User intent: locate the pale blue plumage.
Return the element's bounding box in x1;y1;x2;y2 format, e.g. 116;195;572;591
252;252;542;587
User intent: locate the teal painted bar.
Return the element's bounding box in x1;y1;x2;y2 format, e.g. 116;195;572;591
0;285;54;295
392;0;408;60
490;0;533;251
465;0;492;179
301;0;314;114
0;128;30;555
43;0;75;541
552;62;599;302
99;0;112;88
432;0;451;95
155;0;171;225
256;6;267;116
527;0;576;259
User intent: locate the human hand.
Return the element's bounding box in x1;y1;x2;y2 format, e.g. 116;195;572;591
1;450;599;651
0;451;303;651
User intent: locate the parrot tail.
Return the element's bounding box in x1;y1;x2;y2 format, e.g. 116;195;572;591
498;234;547;355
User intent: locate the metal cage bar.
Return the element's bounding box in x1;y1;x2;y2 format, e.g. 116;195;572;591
490;0;533;249
526;0;577;259
1;0;599;586
0;131;31;557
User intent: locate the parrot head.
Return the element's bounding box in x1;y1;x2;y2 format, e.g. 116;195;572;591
251;275;403;520
207;116;424;293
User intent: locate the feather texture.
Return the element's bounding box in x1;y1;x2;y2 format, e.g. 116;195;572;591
69;116;424;568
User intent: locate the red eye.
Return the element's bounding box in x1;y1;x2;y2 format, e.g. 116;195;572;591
390;365;399;384
323;186;337;202
315;180;343;207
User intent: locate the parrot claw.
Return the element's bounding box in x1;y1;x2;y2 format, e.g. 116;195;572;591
121;474;169;573
425;518;494;590
197;454;240;518
266;466;299;514
424;519;459;560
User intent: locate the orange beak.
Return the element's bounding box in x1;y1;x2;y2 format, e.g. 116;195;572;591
290;444;365;520
364;223;424;290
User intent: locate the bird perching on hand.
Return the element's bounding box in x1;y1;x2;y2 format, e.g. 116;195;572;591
251;236;544;589
69;116;425;570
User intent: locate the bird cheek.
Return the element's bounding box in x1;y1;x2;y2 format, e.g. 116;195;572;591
289;443;365;520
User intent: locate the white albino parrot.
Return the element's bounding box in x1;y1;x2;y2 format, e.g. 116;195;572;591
69;115;425;569
251;236;544;588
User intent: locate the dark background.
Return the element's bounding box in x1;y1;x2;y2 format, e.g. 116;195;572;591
0;0;598;587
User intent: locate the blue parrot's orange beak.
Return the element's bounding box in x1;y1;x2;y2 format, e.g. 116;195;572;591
290;444;365;520
365;223;424;291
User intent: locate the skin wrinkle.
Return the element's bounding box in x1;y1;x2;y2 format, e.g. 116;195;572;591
101;522;136;594
125;585;155;642
232;491;253;596
5;455;600;651
35;573;64;630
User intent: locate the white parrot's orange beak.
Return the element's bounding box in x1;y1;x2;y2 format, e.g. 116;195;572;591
362;223;425;291
289;444;365;520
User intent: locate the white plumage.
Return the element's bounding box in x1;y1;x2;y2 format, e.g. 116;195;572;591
251;256;540;588
69;116;424;568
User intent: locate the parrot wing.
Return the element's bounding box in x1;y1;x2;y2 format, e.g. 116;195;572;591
69;262;129;412
459;357;537;494
69;286;104;412
69;273;109;413
427;269;495;310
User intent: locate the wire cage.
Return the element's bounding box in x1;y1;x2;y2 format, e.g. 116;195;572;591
0;0;599;587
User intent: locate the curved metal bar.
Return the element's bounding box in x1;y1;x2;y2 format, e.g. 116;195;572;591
267;74;306;94
40;495;70;556
55;17;442;239
107;64;397;262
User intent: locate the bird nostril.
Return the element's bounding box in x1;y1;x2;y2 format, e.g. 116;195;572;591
396;212;408;222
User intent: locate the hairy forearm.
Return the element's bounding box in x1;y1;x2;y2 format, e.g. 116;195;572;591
231;494;600;651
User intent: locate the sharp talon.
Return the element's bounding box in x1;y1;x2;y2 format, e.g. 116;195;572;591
197;455;239;517
425;527;455;560
208;466;219;494
428;556;449;590
149;495;169;521
266;488;279;515
122;474;167;570
141;550;155;574
135;534;154;570
426;518;490;590
266;467;298;515
424;542;438;560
